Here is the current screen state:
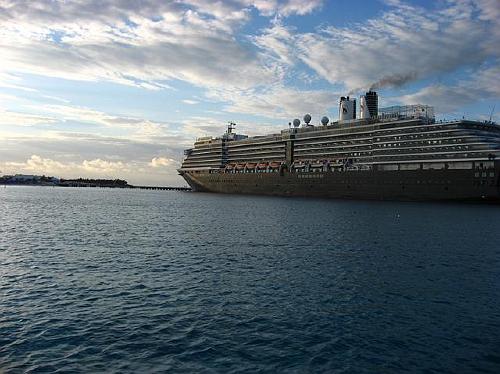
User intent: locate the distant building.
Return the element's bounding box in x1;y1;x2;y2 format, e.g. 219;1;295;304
10;174;41;182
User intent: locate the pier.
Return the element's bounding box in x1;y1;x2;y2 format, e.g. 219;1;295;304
130;186;191;191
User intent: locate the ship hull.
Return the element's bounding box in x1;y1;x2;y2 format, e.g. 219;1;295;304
180;168;500;202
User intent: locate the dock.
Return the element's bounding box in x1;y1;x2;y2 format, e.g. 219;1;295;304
130;186;191;191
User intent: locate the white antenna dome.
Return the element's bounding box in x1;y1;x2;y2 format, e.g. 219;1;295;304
293;118;301;127
303;114;311;124
321;116;329;126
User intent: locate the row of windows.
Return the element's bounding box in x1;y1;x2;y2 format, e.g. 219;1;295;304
224;169;280;174
296;136;470;151
474;172;496;178
204;162;494;174
297;174;325;179
226;149;285;158
184;154;222;161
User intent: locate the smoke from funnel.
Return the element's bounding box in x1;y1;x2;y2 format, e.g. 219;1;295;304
369;72;417;90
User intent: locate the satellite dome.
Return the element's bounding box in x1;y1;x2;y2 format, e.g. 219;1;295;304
293;118;301;127
303;114;311;124
321;116;329;126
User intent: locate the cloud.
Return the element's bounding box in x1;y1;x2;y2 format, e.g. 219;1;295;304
208;85;337;120
25;103;174;132
0;109;57;126
398;63;500;114
81;158;129;173
0;100;205;185
0;2;267;90
1;154;184;185
180;114;287;139
151;157;178;168
182;99;199;105
3;154;129;175
252;20;295;66
244;0;323;16
399;85;474;113
25;154;66;171
264;0;500;92
0;0;322;91
0;72;38;92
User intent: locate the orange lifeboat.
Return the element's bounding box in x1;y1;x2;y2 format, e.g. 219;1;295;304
256;162;268;169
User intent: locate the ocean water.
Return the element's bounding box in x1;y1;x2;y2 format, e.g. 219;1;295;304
1;186;500;373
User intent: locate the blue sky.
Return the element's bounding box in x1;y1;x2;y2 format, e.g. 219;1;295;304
0;0;499;185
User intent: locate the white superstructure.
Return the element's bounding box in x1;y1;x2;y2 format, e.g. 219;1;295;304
339;96;356;121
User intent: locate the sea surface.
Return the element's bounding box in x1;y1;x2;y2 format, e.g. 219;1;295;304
1;186;500;373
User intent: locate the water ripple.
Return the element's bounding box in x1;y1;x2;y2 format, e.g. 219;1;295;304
1;187;500;372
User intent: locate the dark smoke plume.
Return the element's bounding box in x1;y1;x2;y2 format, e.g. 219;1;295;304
369;72;417;90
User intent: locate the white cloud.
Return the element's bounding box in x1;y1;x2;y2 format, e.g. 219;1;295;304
151;157;178;168
181;115;285;138
26;155;66;171
81;158;129;173
0;109;57;126
398;63;500;114
244;0;323;16
182;99;199;105
277;0;323;16
400;85;474;114
0;0;293;91
257;0;500;92
1;154;184;185
253;21;295;66
25;103;172;131
207;85;337;120
0;72;37;92
2;154;130;175
0;0;325;92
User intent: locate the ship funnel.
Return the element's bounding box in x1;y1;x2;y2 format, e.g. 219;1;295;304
365;90;378;118
360;95;370;119
339;96;356;121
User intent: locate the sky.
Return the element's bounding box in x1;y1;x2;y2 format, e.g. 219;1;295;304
0;0;499;186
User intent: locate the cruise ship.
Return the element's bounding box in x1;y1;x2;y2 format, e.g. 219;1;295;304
178;91;500;201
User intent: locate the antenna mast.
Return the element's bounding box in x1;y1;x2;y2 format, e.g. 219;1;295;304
489;104;496;123
227;121;236;134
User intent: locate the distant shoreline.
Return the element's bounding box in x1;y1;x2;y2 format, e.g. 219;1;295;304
0;183;190;191
0;175;190;191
